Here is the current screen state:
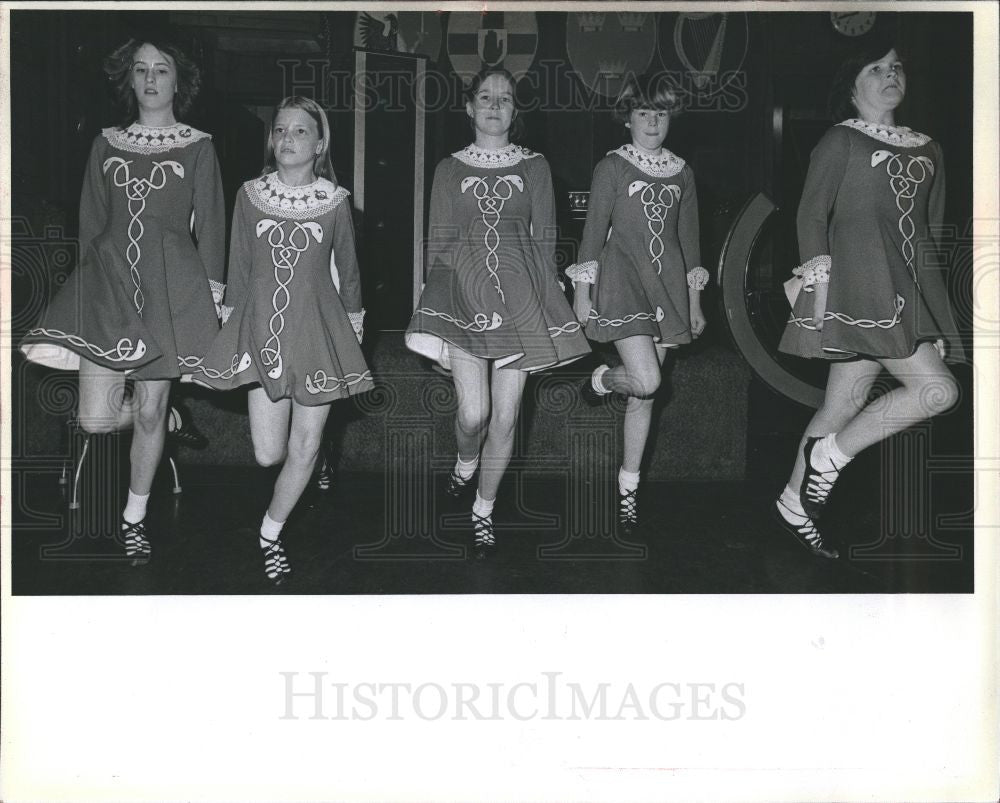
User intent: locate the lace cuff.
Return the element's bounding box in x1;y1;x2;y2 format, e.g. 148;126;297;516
565;260;598;284
349;309;366;343
686;266;710;291
209;279;227;320
209;279;226;304
792;255;831;290
220;305;234;326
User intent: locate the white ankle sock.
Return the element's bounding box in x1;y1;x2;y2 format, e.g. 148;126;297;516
618;468;640;493
779;484;805;517
122;490;150;525
260;511;285;547
775;497;809;524
472;491;494;518
814;433;853;473
455;454;479;480
592;364;611;395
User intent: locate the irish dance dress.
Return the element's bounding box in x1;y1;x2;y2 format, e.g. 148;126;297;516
20;123;225;379
566;144;708;346
180;173;373;405
405;144;590;371
779;119;964;362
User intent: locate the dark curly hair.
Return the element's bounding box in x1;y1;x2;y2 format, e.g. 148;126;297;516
828;40;904;122
103;38;201;126
613;73;683;125
465;67;525;142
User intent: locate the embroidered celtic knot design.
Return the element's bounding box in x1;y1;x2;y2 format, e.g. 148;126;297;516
25;327;147;362
178;351;252;380
548;321;582;337
256;218;323;380
461;174;525;302
304;369;373;395
588;306;666;328
788;294;906;331
103;157;184;316
628;180;681;275
415;308;504;332
871;150;935;285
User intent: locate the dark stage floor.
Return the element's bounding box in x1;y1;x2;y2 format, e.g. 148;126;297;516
12;455;973;595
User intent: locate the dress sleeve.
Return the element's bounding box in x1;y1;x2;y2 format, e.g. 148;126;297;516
331;196;363;315
191;139;227;300
78;136;109;257
568;157;616;284
527;157;559;280
220;192;253;326
793;126;849;285
678;165;708;290
426;160;458;272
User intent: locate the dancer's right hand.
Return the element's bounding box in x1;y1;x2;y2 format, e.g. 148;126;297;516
812;283;829;332
573;291;592;324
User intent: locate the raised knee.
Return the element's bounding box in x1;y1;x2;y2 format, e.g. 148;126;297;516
631;369;661;399
77;416;117;435
924;375;960;415
457;409;488;436
254;446;286;467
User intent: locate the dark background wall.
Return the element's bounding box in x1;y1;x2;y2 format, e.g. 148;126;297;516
8;10;974;480
10;9;973;330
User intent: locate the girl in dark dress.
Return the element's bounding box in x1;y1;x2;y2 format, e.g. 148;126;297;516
405;68;590;552
181;97;372;585
774;45;962;558
20;39;225;563
567;76;708;535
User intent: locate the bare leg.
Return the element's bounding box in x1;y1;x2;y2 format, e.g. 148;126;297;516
477;364;528;502
77;358;139;433
127;379;172;496
786;359;883;492
612;337;669;473
836;342;959;456
449;347;490;463
248;388;332;521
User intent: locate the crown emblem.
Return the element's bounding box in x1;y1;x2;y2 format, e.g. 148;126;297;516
617;13;646;32
577;13;605;32
597;60;627;80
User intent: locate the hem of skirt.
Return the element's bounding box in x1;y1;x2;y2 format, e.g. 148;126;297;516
19;341;160;375
583;325;692;346
406;330;585;373
186;373;374;405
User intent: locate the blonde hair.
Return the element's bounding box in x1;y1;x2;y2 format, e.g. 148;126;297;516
261;96;337;184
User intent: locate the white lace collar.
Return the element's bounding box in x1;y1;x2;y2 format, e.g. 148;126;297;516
247;173;349;219
838;119;931;148
104;123;210;154
452;143;541;168
610;144;685;178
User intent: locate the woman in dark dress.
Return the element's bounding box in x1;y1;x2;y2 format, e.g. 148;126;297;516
405;68;590;552
774;44;963;558
20;38;226;563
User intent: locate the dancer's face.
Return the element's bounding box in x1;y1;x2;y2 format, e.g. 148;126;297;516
852;49;906;119
271;108;324;173
629;108;670;153
467;73;516;139
131;43;177;116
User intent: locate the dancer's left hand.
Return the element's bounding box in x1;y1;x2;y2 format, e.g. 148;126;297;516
934;338;946;360
690;308;706;338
